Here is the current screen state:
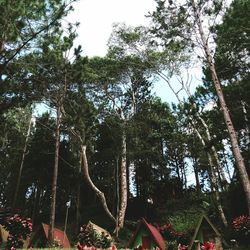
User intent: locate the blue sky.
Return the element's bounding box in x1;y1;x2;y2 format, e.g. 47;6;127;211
66;0;203;105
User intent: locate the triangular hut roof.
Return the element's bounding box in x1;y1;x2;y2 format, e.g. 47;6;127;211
129;218;166;250
189;215;221;250
28;223;70;248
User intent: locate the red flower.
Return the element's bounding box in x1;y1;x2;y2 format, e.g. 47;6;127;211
201;241;216;250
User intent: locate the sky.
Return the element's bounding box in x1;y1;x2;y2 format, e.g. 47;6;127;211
67;0;156;57
66;0;203;105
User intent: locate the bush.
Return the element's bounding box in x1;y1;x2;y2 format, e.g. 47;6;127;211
77;224;111;249
2;214;32;249
157;222;189;245
232;215;250;245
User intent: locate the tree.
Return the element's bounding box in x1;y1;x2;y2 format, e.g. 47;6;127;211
17;21;84;243
0;107;33;207
12;113;33;210
150;0;250;215
0;0;76;112
215;0;250;169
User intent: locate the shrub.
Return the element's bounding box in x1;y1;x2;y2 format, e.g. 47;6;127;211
232;215;250;245
158;222;189;245
77;224;111;249
2;214;32;249
201;241;216;250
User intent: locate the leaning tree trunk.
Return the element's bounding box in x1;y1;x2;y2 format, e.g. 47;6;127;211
192;0;250;215
197;115;228;190
80;144;116;223
12;115;32;211
193;125;228;227
48;106;61;246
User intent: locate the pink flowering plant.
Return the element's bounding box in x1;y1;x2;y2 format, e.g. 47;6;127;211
157;223;189;250
2;214;32;249
232;215;250;245
201;241;216;250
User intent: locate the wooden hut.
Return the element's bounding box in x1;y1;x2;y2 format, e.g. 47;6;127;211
129;218;166;250
189;215;223;250
28;223;70;248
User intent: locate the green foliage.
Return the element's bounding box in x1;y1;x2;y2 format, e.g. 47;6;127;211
0;106;32;206
0;0;76;112
78;224;112;248
215;0;250;81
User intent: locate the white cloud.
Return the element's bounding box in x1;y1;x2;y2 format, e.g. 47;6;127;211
67;0;156;57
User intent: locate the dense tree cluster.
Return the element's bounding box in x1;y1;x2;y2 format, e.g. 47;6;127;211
0;0;249;248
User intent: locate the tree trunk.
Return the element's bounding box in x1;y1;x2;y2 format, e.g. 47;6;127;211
222;149;233;181
12;115;32;211
116;157;120;236
32;184;41;226
207;151;228;227
192;157;201;193
75;184;81;234
241;100;250;167
48;106;61;246
192;0;250;215
80;144;116;223
193;126;228;227
197;115;228;190
116;127;128;234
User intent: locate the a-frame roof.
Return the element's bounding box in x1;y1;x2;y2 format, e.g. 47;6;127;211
29;223;70;248
189;215;221;250
129;218;166;250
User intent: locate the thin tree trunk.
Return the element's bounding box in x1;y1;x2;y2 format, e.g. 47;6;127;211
80;144;116;223
192;0;250;215
222;150;233;181
197;115;228;190
241;100;250;167
116;157;120;237
75;184;81;235
207;151;228;227
116;127;128;233
193;126;228;227
12;115;32;211
32;184;41;226
48;106;61;246
192;157;201;193
211;145;228;190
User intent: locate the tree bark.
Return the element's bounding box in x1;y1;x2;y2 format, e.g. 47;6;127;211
193;125;228;227
116;126;128;234
32;184;41;226
196;115;228;190
80;144;116;223
12;115;32;211
191;0;250;215
75;184;81;234
48;106;61;246
241;100;250;168
192;157;201;193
